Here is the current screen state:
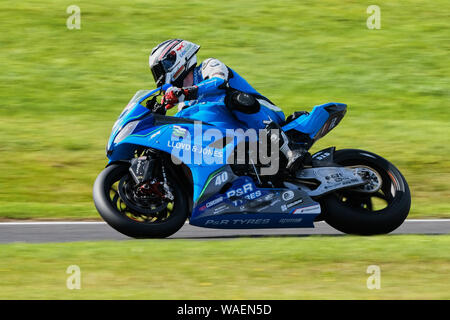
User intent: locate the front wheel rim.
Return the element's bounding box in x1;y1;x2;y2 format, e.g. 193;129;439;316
106;170;176;224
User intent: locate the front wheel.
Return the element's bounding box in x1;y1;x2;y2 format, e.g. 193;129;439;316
320;149;411;235
93;163;188;238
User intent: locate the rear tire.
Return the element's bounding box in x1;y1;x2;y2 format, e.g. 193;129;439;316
93;164;188;238
321;149;411;235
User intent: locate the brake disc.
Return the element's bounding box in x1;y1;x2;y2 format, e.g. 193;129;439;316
118;177;168;215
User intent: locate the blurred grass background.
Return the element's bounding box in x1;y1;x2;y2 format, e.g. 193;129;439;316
0;235;449;299
0;0;448;219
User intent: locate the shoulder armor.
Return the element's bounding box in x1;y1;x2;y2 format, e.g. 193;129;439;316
201;58;229;80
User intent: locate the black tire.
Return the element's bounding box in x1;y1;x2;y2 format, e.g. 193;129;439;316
321;149;411;235
93;163;188;238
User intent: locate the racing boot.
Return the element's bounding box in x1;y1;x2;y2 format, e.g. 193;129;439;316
264;121;307;173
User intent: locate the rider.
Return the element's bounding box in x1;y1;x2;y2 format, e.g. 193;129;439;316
148;39;306;171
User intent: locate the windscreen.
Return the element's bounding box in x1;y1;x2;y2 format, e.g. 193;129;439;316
119;90;153;118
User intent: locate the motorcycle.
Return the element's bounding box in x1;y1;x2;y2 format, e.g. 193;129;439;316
93;85;411;238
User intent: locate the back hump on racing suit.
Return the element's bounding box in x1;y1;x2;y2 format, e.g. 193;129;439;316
180;58;285;129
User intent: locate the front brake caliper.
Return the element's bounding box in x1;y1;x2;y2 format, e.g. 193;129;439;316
128;156;155;184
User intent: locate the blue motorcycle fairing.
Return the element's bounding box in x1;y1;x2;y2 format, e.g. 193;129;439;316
105;85;346;229
108;118;254;202
190;174;321;228
107;85;171;151
190;212;318;229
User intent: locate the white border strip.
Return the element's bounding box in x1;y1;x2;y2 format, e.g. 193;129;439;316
0;219;448;226
0;222;107;226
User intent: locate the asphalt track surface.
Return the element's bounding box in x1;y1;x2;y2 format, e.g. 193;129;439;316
0;219;448;243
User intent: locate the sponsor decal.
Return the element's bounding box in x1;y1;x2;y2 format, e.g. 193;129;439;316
244;190;262;200
204;219;271;226
329;117;338;130
168;141;223;158
213;204;228;214
327;173;344;183
281;198;304;212
256;199;281;212
232;219;270;225
271;199;281;206
173;66;185;79
167;122;280;171
176;43;185;51
292;204;321;214
279;218;303;224
263;193;275;201
177;43;192;58
172;125;187;138
226;183;253;198
206;196;224;208
313;151;330;161
205;219;230;226
281;190;295;201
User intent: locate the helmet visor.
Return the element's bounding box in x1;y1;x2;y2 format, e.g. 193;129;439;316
151;52;177;86
161;52;176;71
151;62;165;87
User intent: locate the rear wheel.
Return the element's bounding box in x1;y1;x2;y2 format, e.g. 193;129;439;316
321;149;411;235
93;163;188;238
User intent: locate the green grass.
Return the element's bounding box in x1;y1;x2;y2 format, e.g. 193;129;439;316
0;0;449;219
0;235;449;299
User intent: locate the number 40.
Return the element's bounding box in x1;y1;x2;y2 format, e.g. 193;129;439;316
215;172;228;186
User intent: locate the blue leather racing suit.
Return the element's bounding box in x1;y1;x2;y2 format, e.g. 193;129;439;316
175;58;285;130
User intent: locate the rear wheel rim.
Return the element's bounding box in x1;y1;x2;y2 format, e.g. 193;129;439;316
335;161;399;214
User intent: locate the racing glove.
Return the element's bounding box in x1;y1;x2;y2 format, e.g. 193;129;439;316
162;86;198;110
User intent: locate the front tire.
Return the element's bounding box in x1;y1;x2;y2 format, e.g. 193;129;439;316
93;163;188;238
321;149;411;235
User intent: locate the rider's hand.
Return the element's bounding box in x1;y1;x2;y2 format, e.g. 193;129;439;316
161;87;187;110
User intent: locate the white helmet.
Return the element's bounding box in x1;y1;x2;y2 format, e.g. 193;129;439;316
149;39;200;87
